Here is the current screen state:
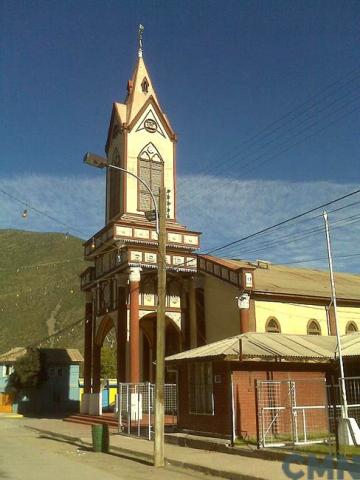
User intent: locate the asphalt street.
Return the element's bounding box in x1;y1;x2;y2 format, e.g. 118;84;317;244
0;419;219;480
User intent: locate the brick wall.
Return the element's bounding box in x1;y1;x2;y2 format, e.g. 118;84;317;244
177;361;231;437
232;363;329;440
175;359;330;440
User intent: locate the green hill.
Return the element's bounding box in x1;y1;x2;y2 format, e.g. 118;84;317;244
0;229;87;354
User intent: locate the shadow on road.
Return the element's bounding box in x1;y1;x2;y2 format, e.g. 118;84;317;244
23;426;153;467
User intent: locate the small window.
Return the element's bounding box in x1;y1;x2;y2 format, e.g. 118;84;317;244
48;367;56;377
307;319;321;336
188;362;214;415
141;77;149;93
346;322;358;334
266;317;281;333
57;368;63;377
4;365;13;376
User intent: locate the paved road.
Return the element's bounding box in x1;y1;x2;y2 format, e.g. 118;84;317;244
0;419;219;480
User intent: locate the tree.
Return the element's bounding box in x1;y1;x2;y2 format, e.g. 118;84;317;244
100;346;117;379
9;348;42;390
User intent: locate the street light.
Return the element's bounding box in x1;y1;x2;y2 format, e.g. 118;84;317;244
83;151;167;466
83;152;159;235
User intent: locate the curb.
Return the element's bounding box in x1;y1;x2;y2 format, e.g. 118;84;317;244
0;413;23;419
105;441;269;480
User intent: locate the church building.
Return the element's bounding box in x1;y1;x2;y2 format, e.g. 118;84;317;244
80;29;202;414
79;28;360;426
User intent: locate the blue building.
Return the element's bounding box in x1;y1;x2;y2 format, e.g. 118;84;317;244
0;347;83;415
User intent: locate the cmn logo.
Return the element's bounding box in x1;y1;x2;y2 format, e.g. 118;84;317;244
282;453;360;479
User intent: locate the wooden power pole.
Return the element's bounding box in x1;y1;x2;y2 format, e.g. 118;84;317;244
154;186;167;467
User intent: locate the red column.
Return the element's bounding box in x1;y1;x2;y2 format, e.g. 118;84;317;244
83;298;93;394
240;308;250;333
129;268;141;383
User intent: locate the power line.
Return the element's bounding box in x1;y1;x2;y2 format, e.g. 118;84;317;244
28;317;85;349
0;188;90;238
205;187;360;256
178;67;360;210
277;252;360;266
213;199;360;257
179;97;360;212
0;256;84;273
188;66;360;179
221;209;360;259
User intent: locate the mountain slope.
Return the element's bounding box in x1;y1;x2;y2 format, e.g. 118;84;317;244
0;229;86;354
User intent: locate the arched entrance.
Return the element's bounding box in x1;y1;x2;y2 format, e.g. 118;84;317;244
139;313;182;383
94;315;118;411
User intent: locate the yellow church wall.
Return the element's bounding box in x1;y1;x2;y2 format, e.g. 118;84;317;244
255;301;329;335
126;107;175;218
203;274;240;343
337;307;360;334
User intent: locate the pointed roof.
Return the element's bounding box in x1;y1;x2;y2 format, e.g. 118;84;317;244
125;56;161;125
105;30;176;152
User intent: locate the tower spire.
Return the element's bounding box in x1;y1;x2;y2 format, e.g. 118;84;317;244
138;24;144;58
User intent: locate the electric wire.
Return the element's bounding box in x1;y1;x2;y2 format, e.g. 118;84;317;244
0;187;91;238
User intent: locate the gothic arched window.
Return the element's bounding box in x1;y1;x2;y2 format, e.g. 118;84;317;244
138;143;163;212
346;322;358;334
307;319;321;336
265;317;281;333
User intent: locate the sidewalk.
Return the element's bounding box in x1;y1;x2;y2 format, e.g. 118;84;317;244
18;417;291;480
18;417;360;480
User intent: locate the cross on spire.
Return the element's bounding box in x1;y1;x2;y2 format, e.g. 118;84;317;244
138;24;144;58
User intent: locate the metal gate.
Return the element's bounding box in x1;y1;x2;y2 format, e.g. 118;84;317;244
117;382;177;440
257;379;330;448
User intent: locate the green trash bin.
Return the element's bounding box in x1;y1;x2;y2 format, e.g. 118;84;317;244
91;423;109;453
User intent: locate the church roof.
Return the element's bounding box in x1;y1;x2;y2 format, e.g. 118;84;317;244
166;332;360;363
200;255;360;302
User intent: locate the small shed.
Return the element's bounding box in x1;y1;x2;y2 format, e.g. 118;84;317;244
0;347;83;415
166;332;360;446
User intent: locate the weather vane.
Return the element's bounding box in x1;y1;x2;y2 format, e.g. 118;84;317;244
138;24;144;58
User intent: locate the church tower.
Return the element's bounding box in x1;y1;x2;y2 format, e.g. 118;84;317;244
104;25;177;224
80;26;203;415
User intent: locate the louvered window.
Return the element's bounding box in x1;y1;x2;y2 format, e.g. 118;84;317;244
138;158;163;211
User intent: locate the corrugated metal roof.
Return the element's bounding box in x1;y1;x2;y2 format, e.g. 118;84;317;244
0;347;27;363
339;333;360;357
0;348;83;364
166;332;360;363
41;349;84;364
201;255;360;301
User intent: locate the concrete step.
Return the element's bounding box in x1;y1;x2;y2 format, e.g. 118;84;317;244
64;414;118;428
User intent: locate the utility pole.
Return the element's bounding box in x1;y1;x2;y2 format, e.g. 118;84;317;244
154;186;167;467
323;210;348;418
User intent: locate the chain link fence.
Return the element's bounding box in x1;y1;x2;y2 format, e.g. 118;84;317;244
117;382;177;440
256;378;330;448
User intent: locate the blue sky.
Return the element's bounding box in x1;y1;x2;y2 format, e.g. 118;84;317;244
1;0;360;271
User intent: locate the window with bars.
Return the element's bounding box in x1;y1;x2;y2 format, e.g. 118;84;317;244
188;362;214;415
